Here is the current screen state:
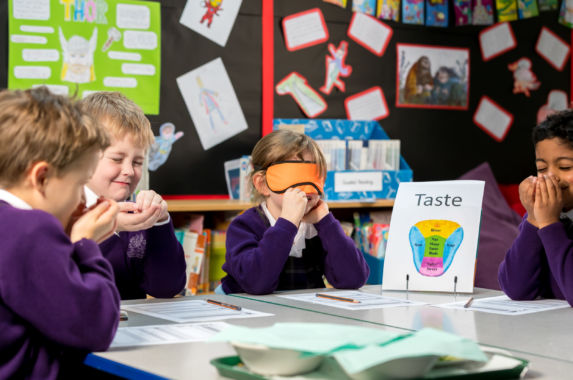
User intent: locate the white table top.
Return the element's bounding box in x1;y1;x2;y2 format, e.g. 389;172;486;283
88;288;573;379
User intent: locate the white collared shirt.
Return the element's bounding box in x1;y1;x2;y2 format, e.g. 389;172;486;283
0;189;32;210
261;202;317;258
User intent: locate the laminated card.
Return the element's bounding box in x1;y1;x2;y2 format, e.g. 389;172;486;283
383;181;485;293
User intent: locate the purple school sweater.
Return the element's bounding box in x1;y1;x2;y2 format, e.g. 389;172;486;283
99;221;186;300
498;214;573;306
221;207;369;294
0;201;120;379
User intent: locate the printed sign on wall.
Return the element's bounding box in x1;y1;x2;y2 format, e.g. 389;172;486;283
8;0;161;114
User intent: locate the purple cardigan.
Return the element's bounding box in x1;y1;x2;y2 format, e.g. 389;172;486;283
0;201;120;379
498;214;573;306
221;207;369;294
99;221;186;300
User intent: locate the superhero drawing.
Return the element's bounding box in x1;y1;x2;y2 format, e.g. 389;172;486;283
320;41;352;95
201;0;223;28
59;27;98;84
508;57;540;97
197;76;228;131
148;123;184;171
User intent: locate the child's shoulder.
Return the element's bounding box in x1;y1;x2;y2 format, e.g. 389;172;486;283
0;202;63;236
229;206;266;229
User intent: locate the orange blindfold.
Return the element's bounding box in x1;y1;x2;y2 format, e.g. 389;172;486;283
265;161;324;195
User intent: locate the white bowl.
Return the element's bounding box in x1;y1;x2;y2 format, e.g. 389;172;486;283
231;341;323;376
349;355;439;380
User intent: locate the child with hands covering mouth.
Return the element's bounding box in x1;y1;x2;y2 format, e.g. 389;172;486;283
220;129;369;295
499;110;573;306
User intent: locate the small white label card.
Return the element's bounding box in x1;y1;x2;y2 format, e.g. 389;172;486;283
473;96;514;142
536;27;570;71
479;22;516;61
335;171;382;192
345;86;389;121
282;8;329;51
179;0;243;47
347;12;393;56
382;180;485;293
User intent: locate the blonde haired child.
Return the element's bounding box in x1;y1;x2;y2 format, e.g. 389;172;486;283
81;92;186;300
220;129;369;294
0;87;120;378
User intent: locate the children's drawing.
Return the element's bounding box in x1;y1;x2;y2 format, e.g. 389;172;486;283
102;27;121;52
201;0;223;28
378;0;400;21
59;27;98;84
402;0;425;24
148;122;184;171
518;0;539;19
276;72;327;118
320;41;352;94
409;220;463;277
496;0;518;21
426;0;449;27
397;44;469;109
472;0;494;25
197;76;228;131
453;0;472;26
537;90;570;123
508;57;540;97
353;0;377;15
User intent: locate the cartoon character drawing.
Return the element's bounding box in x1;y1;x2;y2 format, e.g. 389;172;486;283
537;90;570;123
404;55;433;103
148;123;184;171
197;76;227;131
431;66;465;106
320;41;352;95
508;57;540;97
201;0;223;27
409;220;463;277
59;27;98;84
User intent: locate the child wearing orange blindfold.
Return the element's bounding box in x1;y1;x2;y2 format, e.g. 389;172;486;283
219;129;369;295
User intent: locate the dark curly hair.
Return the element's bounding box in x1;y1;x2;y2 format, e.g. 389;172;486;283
533;109;573;148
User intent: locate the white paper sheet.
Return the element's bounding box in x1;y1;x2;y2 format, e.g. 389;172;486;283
278;290;426;310
177;58;248;150
479;23;516;61
110;321;231;348
121;300;273;323
282;8;329;51
536;27;570;71
345;86;388;121
473;96;513;142
436;295;570;315
347;12;392;56
179;0;242;47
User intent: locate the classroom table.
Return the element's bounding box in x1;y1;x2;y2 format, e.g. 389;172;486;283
86;288;573;379
86;293;407;379
231;286;573;378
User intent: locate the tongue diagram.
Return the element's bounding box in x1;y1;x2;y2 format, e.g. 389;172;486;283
409;220;463;277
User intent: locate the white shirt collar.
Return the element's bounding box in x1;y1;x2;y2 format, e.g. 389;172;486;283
562;208;573;221
0;189;32;210
84;186;99;207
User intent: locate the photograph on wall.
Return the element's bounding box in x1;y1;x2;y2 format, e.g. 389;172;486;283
396;44;470;110
8;0;161;115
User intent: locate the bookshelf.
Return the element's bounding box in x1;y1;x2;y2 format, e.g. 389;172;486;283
166;199;395;212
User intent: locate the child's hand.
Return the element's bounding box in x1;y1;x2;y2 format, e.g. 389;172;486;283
280;188;308;227
534;174;563;229
302;199;329;224
135;190;169;222
116;190;169;232
519;176;537;226
70;200;119;243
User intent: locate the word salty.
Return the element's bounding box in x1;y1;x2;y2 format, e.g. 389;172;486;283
60;0;108;24
415;193;462;207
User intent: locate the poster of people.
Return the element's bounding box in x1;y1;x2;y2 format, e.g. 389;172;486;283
396;44;469;110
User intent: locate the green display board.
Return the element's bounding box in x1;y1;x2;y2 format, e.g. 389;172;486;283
8;0;160;114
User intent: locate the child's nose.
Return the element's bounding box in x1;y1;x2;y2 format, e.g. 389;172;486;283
121;162;135;176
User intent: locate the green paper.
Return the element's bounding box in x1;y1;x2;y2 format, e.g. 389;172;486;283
209;323;401;355
8;0;161;115
334;328;488;375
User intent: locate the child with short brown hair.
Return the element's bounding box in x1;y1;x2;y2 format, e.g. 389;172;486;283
0;87;120;379
81;91;186;299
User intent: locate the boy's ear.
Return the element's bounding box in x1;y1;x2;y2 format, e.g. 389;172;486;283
28;161;51;194
252;171;270;197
